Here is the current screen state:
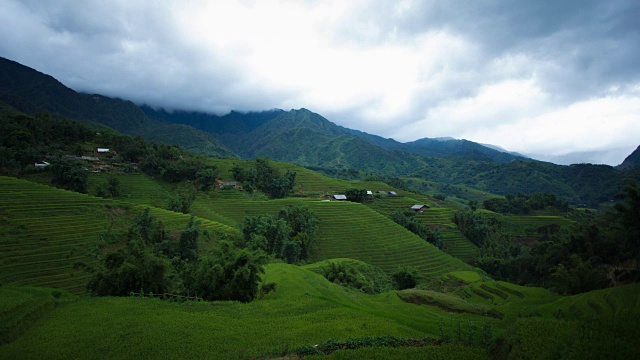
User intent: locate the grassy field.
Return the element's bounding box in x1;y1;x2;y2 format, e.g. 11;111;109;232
0;176;237;294
1;264;638;359
2;170;638;359
0;263;489;358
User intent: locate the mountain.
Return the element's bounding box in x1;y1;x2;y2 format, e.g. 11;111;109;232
617;145;640;170
142;106;527;164
3;55;640;206
0;57;235;158
142;106;640;206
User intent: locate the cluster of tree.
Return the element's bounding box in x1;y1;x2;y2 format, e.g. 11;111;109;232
391;209;445;249
95;176;122;198
241;205;317;264
166;186;197;214
454;181;640;294
230;158;295;198
313;261;396;294
344;188;369;202
77;209;267;302
313;261;418;293
482;192;570;215
0;113;95;174
50;157;89;193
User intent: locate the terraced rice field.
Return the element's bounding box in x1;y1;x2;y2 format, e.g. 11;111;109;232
196;194;477;280
0;286;71;344
88;173;173;208
0;176;238;294
306;201;476;279
367;195;479;262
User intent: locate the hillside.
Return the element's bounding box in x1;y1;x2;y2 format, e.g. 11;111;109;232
3;56;640;206
143;106;639;207
2;264;638;358
0;176;237;295
617;145;640;170
0;57;235;158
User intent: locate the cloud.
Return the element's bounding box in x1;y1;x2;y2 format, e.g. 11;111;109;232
0;0;639;165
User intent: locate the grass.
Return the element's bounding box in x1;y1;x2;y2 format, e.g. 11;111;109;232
2;264;637;359
0;286;74;344
0;263;488;359
0;176;238;294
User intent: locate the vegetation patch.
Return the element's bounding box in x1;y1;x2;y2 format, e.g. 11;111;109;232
397;289;499;318
0;286;74;344
307;259;395;294
448;271;482;284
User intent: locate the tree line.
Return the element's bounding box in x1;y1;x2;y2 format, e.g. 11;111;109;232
453;181;640;294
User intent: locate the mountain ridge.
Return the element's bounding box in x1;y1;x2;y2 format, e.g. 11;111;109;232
2;55;640;206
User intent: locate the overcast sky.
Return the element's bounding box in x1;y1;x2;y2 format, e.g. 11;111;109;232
2;0;639;165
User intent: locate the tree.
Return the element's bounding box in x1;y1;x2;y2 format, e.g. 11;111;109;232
392;266;418;290
107;176;121;197
186;242;267;302
614;180;640;267
177;216;201;262
196;167;218;191
242;205;318;263
167;187;196;214
345;188;368;203
51;158;88;193
85;237;174;296
230;158;295;198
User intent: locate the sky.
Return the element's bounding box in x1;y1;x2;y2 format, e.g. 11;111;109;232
1;0;639;165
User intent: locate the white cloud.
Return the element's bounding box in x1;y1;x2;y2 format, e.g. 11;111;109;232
468;94;640;158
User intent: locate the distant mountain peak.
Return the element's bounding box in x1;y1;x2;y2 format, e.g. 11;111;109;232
617;145;640;170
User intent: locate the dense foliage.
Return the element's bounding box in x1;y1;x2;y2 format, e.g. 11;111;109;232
241;205;317;263
0;111;219;195
312;261;395;294
482;192;569;215
454;183;640;294
231;157;296;198
79;209;267;302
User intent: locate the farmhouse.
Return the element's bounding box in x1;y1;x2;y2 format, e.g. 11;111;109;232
96;148;110;154
411;204;429;213
389;191;397;196
332;194;347;201
221;181;239;188
34;161;50;167
366;190;373;196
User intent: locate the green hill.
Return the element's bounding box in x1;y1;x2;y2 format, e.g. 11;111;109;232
0;176;237;294
0;57;235;158
1;264;638;359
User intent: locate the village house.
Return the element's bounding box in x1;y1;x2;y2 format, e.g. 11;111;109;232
332;194;347;201
411;204;429;213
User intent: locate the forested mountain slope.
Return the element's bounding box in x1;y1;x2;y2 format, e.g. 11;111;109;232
2;55;640;206
0;57;235;158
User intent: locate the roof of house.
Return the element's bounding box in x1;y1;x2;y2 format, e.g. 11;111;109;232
366;190;373;195
411;204;427;210
333;194;347;200
389;191;397;195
